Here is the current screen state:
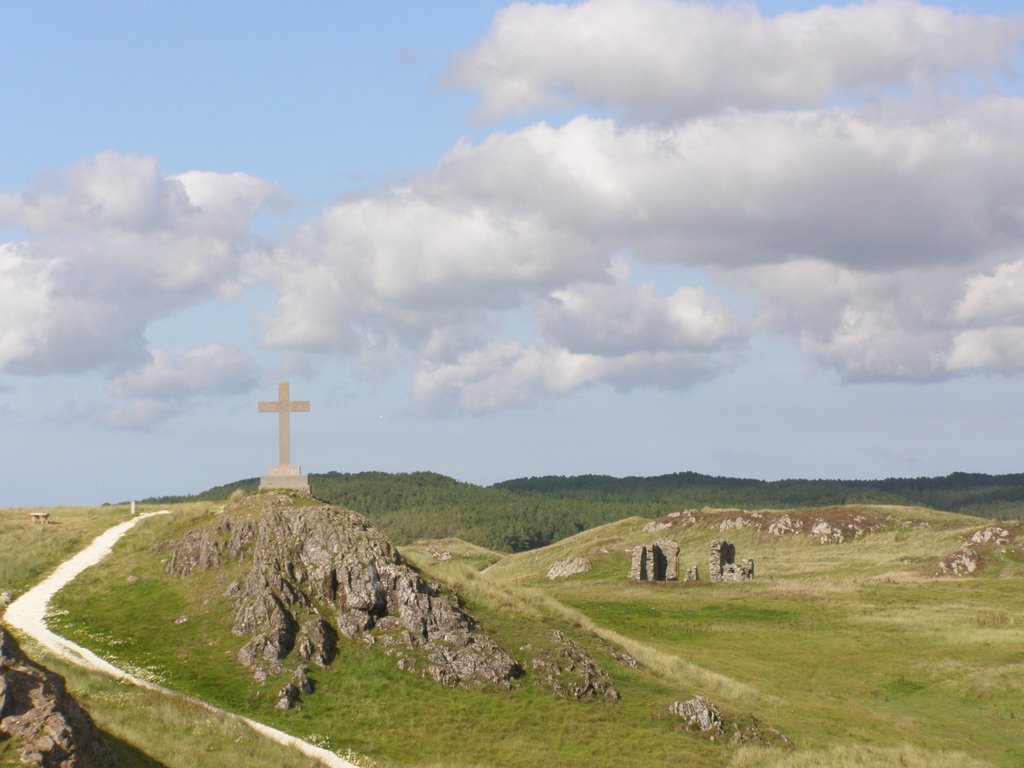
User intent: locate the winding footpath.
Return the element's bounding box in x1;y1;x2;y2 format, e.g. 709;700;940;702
4;511;357;768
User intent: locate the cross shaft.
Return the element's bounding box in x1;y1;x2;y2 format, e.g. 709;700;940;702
258;382;310;466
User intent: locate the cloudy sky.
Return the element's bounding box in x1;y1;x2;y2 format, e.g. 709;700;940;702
3;0;1024;506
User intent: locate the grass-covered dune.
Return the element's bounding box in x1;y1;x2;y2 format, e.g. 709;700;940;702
45;498;1024;767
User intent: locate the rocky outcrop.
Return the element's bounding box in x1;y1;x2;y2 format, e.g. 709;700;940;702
643;511;697;532
767;514;802;537
164;492;520;694
0;628;116;767
938;526;1016;576
529;631;619;701
669;695;722;735
546;557;592;580
669;694;790;745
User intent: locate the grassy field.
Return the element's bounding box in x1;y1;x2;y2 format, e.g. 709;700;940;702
40;499;1024;767
0;503;135;599
0;502;329;768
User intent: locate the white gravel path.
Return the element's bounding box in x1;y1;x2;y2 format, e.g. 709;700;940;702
4;511;358;768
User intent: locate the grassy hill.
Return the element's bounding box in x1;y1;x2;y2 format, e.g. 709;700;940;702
142;470;1024;553
45;498;1024;767
0;503;332;768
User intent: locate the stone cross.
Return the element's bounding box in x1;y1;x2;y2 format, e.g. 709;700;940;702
258;381;311;492
259;381;310;466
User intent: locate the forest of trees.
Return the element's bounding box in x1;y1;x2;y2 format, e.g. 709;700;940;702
141;469;1024;553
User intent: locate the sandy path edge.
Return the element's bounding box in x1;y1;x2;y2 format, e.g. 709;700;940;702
4;511;358;768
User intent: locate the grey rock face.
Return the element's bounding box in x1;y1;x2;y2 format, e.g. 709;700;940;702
970;526;1011;545
669;692;790;745
684;565;699;582
938;526;1017;576
0;628;116;767
669;695;722;734
529;631;619;701
275;681;299;710
546;557;592;580
165;492;520;692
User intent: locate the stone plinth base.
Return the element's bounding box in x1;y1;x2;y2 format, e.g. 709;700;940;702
260;465;310;493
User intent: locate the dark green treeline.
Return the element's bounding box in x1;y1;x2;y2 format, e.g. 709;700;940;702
141;470;1024;553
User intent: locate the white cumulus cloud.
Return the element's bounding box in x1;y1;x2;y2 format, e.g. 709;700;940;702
452;0;1024;121
0;153;281;374
414;339;723;413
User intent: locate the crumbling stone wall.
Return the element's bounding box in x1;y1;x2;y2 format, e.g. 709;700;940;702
709;539;754;582
629;540;679;582
629;545;649;581
655;539;679;580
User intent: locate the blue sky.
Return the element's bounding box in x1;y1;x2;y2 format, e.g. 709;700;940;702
2;0;1024;506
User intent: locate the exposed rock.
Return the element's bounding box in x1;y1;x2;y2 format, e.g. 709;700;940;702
643;511;697;532
669;693;790;745
811;520;844;544
0;628;117;767
275;681;299;710
669;695;722;735
767;515;801;536
174;614;189;624
970;526;1011;545
612;651;638;669
165;492;520;693
719;516;749;532
425;548;453;562
293;664;314;695
0;591;11;607
294;618;333;669
683;566;699;582
530;630;619;701
728;717;792;745
938;547;980;576
546;557;592;580
939;526;1017;576
642;521;671;533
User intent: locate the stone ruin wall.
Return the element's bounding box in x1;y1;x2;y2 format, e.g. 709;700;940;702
630;538;754;584
629;539;679;581
708;539;754;582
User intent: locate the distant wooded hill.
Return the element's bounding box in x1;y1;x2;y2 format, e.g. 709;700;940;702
140;470;1024;553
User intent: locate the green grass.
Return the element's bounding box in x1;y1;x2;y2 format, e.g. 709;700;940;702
23;642;331;767
44;500;1024;767
0;504;133;598
1;502;330;767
